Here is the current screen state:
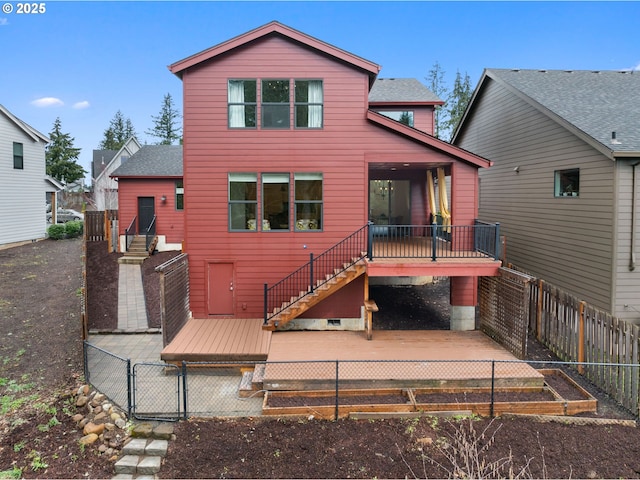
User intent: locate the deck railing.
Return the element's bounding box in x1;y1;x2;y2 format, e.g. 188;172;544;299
264;221;500;324
124;216;137;251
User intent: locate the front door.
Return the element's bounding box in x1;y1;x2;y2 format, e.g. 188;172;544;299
137;197;155;232
208;262;235;316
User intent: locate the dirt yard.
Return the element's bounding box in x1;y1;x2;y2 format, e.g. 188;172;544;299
1;238;640;479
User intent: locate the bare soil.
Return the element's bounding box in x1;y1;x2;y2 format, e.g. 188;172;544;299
1;238;639;479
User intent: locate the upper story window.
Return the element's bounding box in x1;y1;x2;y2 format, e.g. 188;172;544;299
228;80;257;128
228;79;323;129
262;80;290;129
377;110;414;127
295;80;323;128
175;180;184;210
13;142;24;169
554;168;579;197
229;173;257;231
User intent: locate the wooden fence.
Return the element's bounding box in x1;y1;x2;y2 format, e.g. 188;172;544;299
85;210;118;249
509;264;640;416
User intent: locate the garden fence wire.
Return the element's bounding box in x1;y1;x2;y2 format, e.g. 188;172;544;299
83;342;639;422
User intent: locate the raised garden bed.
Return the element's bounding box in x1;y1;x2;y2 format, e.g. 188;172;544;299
262;369;597;419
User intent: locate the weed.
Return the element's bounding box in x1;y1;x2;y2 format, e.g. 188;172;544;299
404;417;420;436
28;450;48;471
0;467;22;479
274;449;281;458
13;440;26;452
37;416;60;432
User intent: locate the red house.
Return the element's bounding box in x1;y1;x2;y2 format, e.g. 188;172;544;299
164;22;498;337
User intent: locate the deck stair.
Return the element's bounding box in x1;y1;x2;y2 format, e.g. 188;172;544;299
118;235;151;265
263;259;367;331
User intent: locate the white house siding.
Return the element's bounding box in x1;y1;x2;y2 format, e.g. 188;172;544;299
93;139;140;210
0;113;48;246
457;78;615;313
613;160;640;322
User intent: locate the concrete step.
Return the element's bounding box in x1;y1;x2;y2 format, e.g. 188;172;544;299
115;438;168;476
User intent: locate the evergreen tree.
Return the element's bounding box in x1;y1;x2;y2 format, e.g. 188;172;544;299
98;110;137;150
426;61;449;140
446;71;472;140
45;117;85;184
146;93;182;145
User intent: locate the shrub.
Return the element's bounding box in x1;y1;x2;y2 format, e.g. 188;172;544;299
47;224;66;240
64;220;83;238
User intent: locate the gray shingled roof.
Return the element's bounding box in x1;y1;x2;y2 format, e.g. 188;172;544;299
92;149;117;179
111;145;183;177
369;78;442;103
487;69;640;154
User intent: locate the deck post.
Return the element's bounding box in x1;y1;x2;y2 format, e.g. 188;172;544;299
367;221;374;260
431;223;437;261
494;223;501;260
309;253;314;293
263;284;268;325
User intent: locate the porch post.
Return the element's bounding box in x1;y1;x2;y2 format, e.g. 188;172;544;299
367;221;374;260
450;276;477;331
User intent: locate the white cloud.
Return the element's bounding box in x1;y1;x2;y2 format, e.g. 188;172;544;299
31;97;64;108
0;18;8;26
73;101;90;110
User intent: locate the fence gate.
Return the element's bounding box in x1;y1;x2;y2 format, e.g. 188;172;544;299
132;363;183;421
478;267;534;359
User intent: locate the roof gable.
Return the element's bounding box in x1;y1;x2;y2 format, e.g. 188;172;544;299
455;69;640;158
169;21;380;86
0;104;49;144
367;110;492;168
93;137;142;182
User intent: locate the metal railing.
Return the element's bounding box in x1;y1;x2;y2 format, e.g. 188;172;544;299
264;221;501;323
264;224;368;323
144;215;157;251
125;216;137;251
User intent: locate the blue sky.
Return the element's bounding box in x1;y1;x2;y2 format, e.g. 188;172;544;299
1;1;639;181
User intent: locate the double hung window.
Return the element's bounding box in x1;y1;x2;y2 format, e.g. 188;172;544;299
228;80;257;128
262;80;290;128
229;173;257;230
175;181;184;210
295;80;323;128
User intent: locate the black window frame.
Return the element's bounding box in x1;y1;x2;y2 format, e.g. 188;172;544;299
13;142;24;170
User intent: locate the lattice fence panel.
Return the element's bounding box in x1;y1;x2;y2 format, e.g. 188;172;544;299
479;267;534;359
157;253;190;346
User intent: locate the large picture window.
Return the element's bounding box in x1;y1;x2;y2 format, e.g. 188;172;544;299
554;169;579;197
228;80;257;128
262;80;290;128
295;80;323;128
295;173;323;231
262;173;290;231
229;173;257;230
13;142;23;170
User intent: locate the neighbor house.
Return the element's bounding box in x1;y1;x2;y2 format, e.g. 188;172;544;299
92;137;141;210
452;68;640;322
111;144;184;252
0;104;60;247
161;21;500;334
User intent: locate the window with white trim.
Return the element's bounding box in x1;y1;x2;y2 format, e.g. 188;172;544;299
554;169;579;197
13;142;23;169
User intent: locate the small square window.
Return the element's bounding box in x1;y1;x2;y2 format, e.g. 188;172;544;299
554;169;579;197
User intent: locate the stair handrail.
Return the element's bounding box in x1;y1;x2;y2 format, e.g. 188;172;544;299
144;215;157;251
264;223;370;324
125;216;137;252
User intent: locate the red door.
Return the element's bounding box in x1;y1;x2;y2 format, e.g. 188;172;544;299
207;262;235;316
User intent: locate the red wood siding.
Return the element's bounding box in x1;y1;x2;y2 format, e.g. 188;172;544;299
117;178;184;244
180;35;481;319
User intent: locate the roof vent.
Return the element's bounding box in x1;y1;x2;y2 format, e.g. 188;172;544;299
611;131;621;145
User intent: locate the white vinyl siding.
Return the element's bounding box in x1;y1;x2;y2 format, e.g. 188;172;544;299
0;113;48;245
457;78;615;313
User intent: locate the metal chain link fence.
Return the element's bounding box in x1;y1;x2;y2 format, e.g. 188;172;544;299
84;341;639;421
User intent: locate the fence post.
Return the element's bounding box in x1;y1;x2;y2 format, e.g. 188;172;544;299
126;359;132;419
263;284;268;325
490;360;495;418
536;279;543;341
182;361;188;420
578;301;586;374
334;361;339;421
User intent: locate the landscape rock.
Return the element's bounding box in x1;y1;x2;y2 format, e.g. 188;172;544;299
79;433;99;445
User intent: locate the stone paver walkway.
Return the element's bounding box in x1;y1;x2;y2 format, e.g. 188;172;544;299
117;264;148;331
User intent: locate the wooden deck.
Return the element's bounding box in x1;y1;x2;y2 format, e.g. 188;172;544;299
264;330;543;390
161;319;542;391
160;318;271;362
